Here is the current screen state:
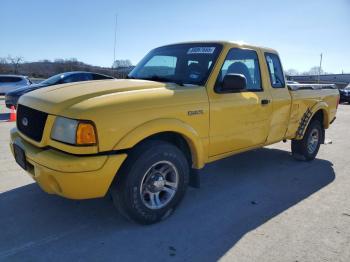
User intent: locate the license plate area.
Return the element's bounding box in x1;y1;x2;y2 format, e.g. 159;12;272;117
13;143;27;170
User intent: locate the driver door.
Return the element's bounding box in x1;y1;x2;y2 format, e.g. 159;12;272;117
209;48;272;156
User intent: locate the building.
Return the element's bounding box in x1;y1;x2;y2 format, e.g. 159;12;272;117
287;74;350;88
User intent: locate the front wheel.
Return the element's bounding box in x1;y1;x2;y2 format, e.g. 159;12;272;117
111;140;189;224
291;120;323;161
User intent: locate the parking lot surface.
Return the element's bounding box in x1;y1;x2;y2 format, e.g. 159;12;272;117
0;99;349;261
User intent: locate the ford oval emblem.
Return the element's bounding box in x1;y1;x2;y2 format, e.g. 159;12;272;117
22;117;28;127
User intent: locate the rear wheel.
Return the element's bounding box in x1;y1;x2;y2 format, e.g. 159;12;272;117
291;120;323;161
111;140;189;224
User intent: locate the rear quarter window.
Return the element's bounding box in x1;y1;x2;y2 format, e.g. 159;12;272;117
265;53;285;88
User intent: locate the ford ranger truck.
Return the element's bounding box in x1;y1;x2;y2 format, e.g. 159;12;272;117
10;41;339;224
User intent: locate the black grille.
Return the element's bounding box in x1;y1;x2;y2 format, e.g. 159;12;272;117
17;105;48;142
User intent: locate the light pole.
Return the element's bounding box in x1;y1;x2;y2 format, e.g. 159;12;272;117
113;14;118;75
318;53;323;84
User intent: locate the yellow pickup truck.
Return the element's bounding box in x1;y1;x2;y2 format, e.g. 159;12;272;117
10;41;339;224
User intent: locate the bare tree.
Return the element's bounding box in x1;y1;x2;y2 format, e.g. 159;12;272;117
285;69;299;76
1;56;133;79
0;57;8;73
7;55;24;74
112;59;132;69
304;66;324;76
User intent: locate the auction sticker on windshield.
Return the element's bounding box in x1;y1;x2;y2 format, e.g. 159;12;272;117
187;47;216;54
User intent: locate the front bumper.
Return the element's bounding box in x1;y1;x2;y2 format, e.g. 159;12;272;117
10;128;127;199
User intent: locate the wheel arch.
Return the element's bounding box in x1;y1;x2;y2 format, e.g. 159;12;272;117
113;119;207;169
296;103;329;141
311;102;330;129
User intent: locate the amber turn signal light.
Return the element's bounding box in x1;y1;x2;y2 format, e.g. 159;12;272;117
76;122;97;145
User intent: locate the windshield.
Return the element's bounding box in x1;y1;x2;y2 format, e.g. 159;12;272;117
129;43;223;86
41;73;66;86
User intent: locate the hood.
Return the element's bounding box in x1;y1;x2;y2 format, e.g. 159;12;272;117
18;79;171;114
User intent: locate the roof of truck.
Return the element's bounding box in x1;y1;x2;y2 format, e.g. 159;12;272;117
161;40;278;54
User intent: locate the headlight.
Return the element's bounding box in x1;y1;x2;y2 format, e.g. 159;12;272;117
51;116;97;145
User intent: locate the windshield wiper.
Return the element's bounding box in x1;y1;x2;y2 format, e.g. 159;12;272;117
139;75;184;86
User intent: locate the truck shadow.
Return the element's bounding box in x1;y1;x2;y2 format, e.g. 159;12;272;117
0;147;335;261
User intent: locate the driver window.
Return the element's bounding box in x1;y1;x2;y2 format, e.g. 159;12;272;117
217;48;262;91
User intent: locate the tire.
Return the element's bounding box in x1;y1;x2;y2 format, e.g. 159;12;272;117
291;120;323;161
110;140;189;225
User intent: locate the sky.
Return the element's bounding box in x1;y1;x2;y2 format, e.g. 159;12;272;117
1;0;349;73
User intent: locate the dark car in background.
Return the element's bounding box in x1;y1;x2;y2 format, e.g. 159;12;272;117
0;75;32;95
339;84;350;103
5;71;114;108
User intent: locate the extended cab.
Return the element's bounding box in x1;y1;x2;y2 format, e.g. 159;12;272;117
10;41;339;224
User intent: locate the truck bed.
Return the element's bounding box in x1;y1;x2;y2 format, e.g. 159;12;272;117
285;87;339;139
287;83;336;91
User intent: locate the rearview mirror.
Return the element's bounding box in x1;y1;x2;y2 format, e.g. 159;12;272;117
219;73;247;93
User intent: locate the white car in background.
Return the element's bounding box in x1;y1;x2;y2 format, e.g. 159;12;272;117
0;75;32;95
286;80;299;85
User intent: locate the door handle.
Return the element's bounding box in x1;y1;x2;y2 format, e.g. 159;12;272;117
261;99;270;105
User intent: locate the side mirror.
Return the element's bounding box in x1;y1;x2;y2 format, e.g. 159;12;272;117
220;73;247;93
